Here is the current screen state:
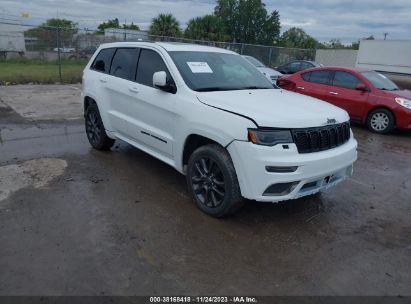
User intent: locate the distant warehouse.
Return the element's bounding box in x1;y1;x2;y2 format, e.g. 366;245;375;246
104;28;148;41
356;40;411;75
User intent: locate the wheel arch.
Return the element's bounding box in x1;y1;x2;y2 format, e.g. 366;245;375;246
181;133;228;174
365;106;396;125
83;96;96;115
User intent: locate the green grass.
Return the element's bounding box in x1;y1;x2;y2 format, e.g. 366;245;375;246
0;59;88;84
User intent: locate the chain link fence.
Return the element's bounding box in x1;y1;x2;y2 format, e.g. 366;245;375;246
0;22;315;84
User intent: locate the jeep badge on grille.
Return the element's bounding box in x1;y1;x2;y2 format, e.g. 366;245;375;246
326;118;337;125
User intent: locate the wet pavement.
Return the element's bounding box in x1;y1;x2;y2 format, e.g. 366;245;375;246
0;86;411;296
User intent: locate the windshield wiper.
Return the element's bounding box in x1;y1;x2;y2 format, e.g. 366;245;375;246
196;86;271;92
241;86;271;90
196;87;236;92
380;88;398;91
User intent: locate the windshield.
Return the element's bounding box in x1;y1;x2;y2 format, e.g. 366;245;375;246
169;51;274;92
360;71;399;91
244;56;265;68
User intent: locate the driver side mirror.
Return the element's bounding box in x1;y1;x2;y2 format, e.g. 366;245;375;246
355;83;369;92
153;71;176;93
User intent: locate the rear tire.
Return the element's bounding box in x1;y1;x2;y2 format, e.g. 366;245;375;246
366;108;395;134
85;103;115;150
186;144;244;217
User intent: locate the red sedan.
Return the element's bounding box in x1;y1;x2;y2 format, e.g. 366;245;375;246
277;67;411;134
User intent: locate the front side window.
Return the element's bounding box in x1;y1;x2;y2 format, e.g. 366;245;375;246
136;49;172;88
332;71;361;89
110;48;140;81
91;48;116;73
169;51;273;92
308;70;332;85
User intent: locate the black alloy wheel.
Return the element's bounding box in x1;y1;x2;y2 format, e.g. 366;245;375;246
191;157;225;208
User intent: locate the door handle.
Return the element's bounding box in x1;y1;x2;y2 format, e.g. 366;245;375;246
297;86;305;90
99;77;108;83
129;87;139;93
329;91;338;95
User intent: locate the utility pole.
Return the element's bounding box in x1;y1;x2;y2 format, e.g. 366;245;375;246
56;26;62;83
124;18;127;41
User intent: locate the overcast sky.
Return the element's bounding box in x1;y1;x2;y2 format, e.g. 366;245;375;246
0;0;410;43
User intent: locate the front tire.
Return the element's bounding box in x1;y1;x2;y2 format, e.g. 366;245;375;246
186;144;244;217
85;103;115;150
366;108;395;134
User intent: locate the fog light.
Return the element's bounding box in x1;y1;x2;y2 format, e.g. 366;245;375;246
263;182;299;196
265;166;298;173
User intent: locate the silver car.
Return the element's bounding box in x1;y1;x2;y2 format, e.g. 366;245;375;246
242;55;283;84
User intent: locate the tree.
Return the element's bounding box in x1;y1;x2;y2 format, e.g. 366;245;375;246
325;39;346;49
97;18;120;31
279;27;318;49
25;18;78;49
351;36;374;50
184;15;228;41
149;14;181;37
214;0;281;45
97;18;140;32
123;22;140;30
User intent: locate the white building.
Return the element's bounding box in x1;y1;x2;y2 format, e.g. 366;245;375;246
356;40;411;75
104;28;148;41
0;23;26;54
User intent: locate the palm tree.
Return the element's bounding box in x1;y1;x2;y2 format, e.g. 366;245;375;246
184;15;229;41
149;14;181;37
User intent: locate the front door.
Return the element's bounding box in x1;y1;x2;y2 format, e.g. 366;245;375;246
125;48;177;158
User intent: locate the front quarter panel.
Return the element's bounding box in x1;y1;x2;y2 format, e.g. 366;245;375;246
173;91;256;173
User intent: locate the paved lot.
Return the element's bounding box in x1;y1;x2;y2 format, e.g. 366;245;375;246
0;85;410;296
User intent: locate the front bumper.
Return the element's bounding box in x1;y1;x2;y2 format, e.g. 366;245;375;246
395;107;411;130
227;137;357;202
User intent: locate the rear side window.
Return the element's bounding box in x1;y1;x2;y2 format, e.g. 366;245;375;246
91;48;115;73
301;72;311;81
289;62;301;73
110;48;140;81
300;62;313;70
332;71;361;89
308;70;332;85
136;49;171;88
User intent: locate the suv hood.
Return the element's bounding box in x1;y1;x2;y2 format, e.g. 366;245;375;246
197;89;349;128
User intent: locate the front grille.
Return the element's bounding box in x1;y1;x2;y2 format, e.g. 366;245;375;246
292;122;350;153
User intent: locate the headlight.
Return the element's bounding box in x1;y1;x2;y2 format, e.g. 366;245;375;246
248;129;293;146
395;97;411;109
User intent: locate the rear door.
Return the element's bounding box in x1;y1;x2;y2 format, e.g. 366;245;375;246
105;47;140;136
88;47;116;130
296;70;333;100
326;71;368;119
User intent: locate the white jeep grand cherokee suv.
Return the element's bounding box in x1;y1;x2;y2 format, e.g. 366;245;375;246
82;42;357;217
